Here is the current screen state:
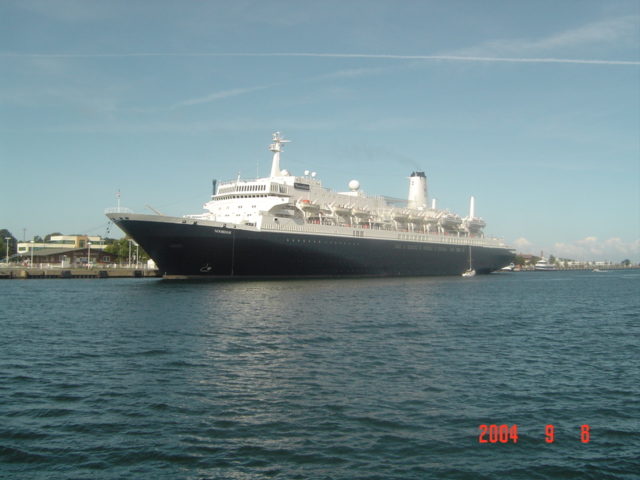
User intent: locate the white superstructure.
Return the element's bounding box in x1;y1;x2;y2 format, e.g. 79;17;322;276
187;132;505;249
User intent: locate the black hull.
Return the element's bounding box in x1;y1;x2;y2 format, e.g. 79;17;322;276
111;217;514;278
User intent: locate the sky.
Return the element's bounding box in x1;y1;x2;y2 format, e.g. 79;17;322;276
1;0;639;262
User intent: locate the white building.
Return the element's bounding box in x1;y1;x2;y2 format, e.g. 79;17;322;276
17;235;106;254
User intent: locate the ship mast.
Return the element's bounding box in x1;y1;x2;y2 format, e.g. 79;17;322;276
269;132;290;178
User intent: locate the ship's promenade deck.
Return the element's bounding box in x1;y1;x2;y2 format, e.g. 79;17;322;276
260;219;509;248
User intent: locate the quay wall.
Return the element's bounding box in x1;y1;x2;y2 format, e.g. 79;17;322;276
0;268;161;279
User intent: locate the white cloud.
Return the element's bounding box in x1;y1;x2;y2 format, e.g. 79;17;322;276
552;237;640;262
530;15;640;51
3;52;638;66
169;85;272;109
513;237;532;249
16;0;120;22
449;15;640;59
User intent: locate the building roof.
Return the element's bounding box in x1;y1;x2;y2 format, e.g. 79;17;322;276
21;247;116;258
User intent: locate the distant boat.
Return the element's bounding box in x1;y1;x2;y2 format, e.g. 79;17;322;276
462;246;476;277
593;268;608;273
534;258;557;271
500;263;515;272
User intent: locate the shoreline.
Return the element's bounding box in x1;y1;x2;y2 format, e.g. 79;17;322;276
0;267;161;279
1;265;638;279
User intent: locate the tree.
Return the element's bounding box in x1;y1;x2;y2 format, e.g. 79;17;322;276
514;255;527;266
104;237;149;265
44;232;62;242
0;229;17;257
621;259;631;267
549;255;556;264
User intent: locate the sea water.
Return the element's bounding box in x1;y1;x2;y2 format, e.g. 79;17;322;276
1;270;638;479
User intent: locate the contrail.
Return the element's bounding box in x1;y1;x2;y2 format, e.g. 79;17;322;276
1;52;638;65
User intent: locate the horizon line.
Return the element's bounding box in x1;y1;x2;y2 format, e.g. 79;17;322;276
1;52;638;65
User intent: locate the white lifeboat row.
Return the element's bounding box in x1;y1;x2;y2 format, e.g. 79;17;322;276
293;199;484;233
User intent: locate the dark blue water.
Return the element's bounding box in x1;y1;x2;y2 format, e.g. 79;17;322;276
1;270;639;479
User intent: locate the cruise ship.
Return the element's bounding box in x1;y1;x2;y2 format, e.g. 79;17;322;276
105;132;514;278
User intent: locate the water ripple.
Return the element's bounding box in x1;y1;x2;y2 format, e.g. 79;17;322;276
0;272;638;479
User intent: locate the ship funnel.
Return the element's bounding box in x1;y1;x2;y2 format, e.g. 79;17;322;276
469;196;475;218
408;171;428;209
431;198;437;210
269;132;290;177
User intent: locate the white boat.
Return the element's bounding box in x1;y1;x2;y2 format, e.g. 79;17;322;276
534;258;557;271
439;213;462;228
296;199;320;213
329;203;352;218
462;246;476;276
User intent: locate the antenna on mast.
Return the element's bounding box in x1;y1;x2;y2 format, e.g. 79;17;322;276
269;132;290;177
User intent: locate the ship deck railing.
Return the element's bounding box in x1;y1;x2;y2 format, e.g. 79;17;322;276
105;207;135;214
261;221;507;248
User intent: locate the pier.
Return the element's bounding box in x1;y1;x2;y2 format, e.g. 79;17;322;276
0;267;161;280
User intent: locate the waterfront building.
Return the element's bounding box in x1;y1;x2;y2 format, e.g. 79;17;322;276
17;235;106;254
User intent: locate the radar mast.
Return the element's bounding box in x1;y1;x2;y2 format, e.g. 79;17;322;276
269;132;290;178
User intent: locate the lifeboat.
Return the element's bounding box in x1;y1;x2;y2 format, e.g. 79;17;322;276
351;207;370;219
297;199;320;213
464;217;486;232
438;213;462;228
330;203;352;217
408;212;427;224
391;209;409;222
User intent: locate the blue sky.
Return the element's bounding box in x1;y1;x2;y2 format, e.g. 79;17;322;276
1;0;639;261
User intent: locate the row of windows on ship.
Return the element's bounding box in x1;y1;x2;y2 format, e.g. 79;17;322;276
217;184;289;195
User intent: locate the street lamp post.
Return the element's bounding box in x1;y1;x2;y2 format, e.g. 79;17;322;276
5;237;10;265
87;241;91;269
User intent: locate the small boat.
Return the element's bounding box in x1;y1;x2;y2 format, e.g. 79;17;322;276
500;263;515;271
534;258;557;271
329;203;352;217
439;213;462;228
351;207;370;219
297;199;320;210
391;209;409;222
462;246;476;276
